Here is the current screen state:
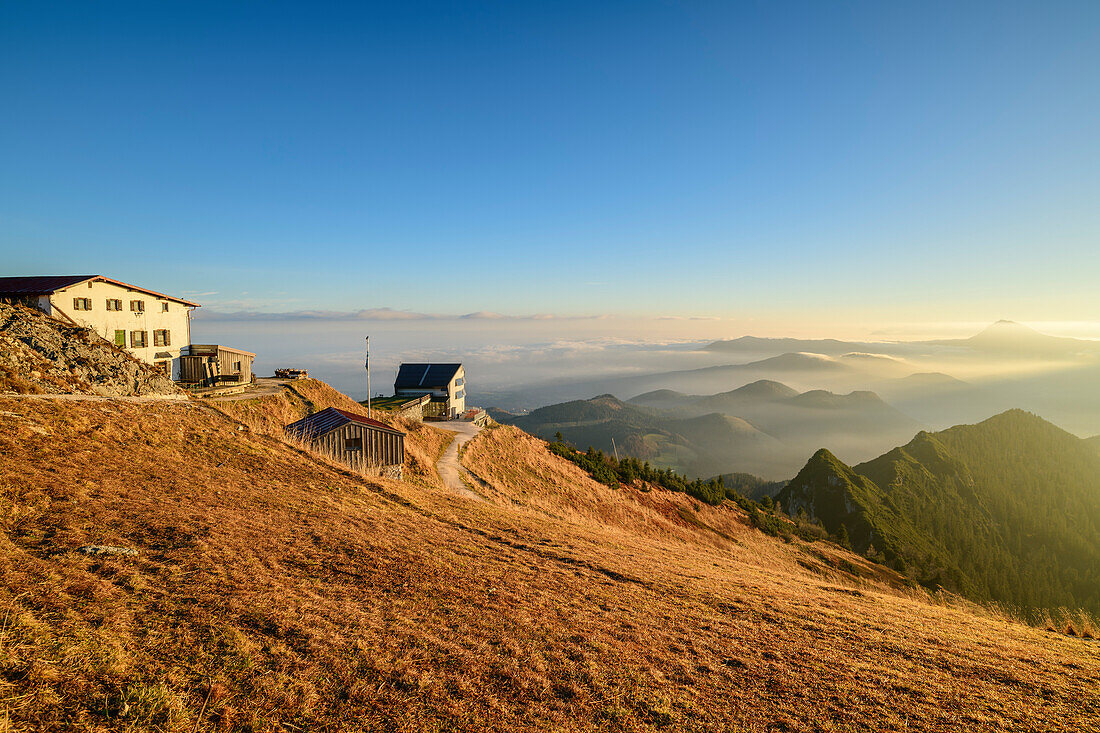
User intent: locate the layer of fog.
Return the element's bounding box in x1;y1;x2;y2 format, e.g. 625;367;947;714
193;316;1100;441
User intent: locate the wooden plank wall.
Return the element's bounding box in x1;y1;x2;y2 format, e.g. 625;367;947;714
313;423;404;472
217;349;254;382
179;355;214;383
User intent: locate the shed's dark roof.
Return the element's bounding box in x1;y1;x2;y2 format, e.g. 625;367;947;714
394;363;463;389
0;275;200;306
284;406;405;441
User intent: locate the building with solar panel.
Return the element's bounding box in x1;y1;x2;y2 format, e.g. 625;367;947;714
393;363;466;419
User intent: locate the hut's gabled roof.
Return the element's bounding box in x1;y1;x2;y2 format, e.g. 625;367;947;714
394;363;463;390
0;275;201;306
284;406;405;441
0;275;96;296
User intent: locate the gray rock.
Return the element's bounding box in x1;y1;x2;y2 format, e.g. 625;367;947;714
77;545;139;556
0;303;179;396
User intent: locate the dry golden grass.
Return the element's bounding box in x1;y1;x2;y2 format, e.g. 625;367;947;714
209;378;452;488
0;394;1098;732
209;378;363;435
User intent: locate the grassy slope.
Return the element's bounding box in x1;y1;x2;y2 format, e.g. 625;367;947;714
210;378;454;487
0;394;1098;731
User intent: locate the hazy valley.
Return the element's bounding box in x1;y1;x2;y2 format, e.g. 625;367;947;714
482;321;1100;483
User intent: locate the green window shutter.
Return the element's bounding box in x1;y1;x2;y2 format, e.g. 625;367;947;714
114;330;125;347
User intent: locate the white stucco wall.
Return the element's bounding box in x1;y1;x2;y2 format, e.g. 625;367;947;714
449;367;466;415
394;366;466;417
48;280;194;379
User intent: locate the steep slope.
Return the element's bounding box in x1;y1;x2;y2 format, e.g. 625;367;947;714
210;377;451;485
778;410;1100;616
780;448;894;549
2;394;1098;731
0;302;178;396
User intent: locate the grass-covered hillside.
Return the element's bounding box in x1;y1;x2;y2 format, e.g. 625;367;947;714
779;410;1100;617
1;385;1099;730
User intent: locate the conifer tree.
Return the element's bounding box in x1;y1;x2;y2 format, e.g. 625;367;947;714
836;524;852;550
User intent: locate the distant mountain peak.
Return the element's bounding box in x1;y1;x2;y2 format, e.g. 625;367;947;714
809;447;842;464
746;352;851;373
724;379;799;399
787;388;892;410
970;320;1045;341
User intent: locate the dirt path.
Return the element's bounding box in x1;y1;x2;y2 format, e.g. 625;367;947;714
436;421;485;501
209;377;299;401
1;393;189;402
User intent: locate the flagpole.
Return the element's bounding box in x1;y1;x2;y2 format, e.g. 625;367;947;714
365;336;371;418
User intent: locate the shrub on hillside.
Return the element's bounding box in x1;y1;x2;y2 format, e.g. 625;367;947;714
547;438;840;546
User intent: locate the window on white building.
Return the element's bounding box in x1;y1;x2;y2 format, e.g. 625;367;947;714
130;300;145;312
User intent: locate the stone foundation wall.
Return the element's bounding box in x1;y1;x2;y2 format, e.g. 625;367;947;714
365;464;403;481
390;402;423;422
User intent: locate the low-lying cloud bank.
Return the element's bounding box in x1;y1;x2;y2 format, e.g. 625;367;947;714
194;307;618;322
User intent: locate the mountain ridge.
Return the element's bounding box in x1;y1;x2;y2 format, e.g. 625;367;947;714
499;382;921;479
778;409;1100;615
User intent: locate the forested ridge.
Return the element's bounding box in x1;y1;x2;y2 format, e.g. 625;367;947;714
779;410;1100;617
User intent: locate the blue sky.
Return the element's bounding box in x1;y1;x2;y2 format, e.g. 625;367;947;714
2;1;1098;329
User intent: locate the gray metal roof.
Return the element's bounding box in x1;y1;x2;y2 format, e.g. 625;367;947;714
284;406;405;441
394;363;463;390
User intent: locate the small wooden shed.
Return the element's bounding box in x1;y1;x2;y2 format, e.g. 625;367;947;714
180;344;255;385
284;407;405;478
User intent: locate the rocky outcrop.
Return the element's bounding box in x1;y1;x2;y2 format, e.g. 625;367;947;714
0;303;179;396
